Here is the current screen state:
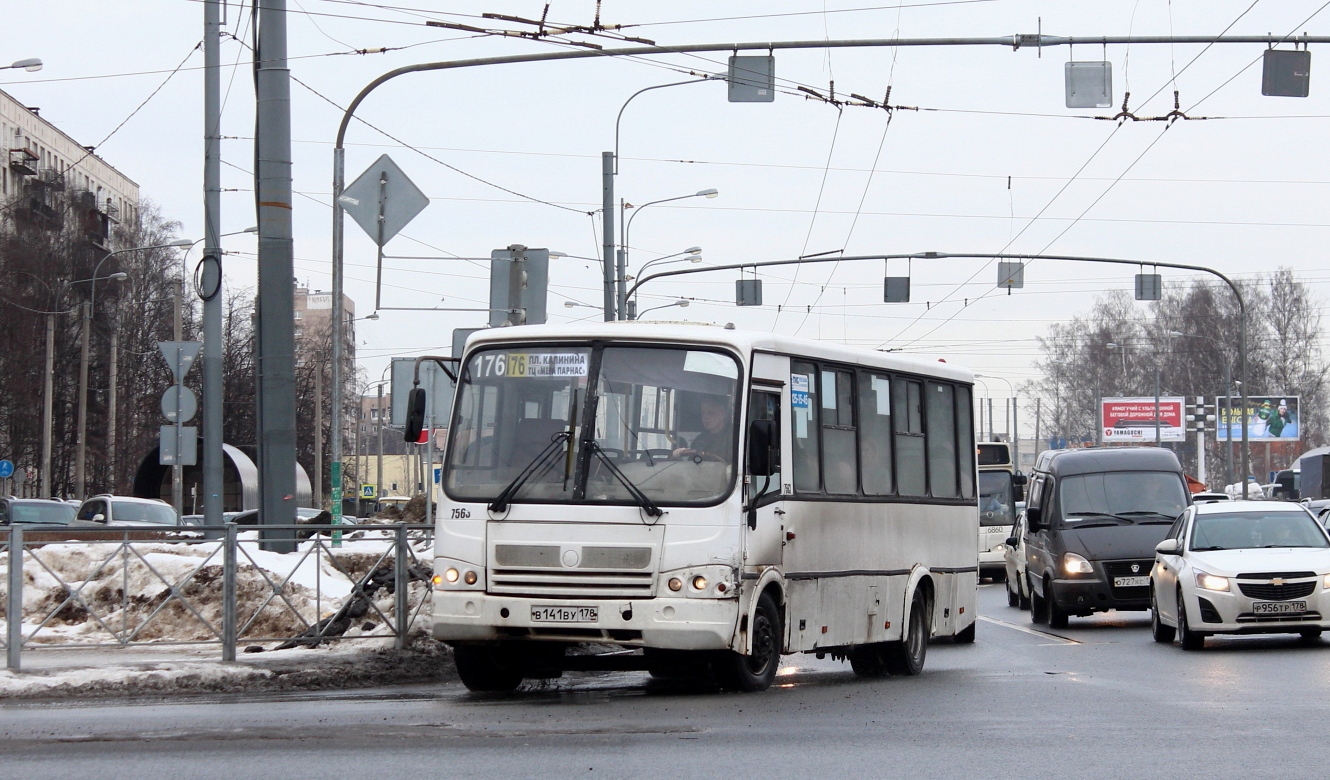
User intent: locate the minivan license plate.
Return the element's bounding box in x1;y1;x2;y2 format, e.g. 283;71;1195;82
1113;576;1149;588
1253;601;1307;615
531;605;598;623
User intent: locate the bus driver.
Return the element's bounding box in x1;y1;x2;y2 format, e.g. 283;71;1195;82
673;394;733;462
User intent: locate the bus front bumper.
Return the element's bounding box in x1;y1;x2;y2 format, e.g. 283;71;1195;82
431;592;739;651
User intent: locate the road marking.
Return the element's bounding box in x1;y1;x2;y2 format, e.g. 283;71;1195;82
978;615;1081;645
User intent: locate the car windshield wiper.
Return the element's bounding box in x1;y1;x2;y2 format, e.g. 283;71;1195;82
1191;545;1227;551
1065;512;1131;524
488;431;571;514
588;442;662;519
1062;521;1124;530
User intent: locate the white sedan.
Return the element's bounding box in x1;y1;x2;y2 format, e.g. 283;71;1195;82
1151;501;1330;650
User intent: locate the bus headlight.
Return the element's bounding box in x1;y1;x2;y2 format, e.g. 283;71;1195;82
1062;553;1094;576
435;558;484;590
660;566;735;598
692;575;708;591
444;568;459;583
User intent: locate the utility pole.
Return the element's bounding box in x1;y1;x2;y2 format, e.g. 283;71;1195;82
202;0;225;528
74;302;90;499
601;152;615;321
172;277;184;519
41;313;54;498
255;0;298;544
376;383;384;502
314;368;322;508
107;328;118;491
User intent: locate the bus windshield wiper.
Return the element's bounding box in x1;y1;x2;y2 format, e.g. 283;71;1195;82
489;431;571;514
588;442;662;519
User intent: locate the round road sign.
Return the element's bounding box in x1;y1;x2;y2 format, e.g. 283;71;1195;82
0;460;14;479
161;386;198;423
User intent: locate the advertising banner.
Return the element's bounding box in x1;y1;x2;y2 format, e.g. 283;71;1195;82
1101;397;1185;442
1216;395;1300;442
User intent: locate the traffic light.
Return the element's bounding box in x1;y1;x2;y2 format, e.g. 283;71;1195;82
1185;396;1216;433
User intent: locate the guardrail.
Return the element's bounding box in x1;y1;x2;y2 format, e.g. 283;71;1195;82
0;522;433;671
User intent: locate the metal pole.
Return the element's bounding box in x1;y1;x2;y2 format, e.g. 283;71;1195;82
107;328;118;492
7;524;21;670
1225;363;1234;487
1155;363;1162;447
202;0;226;531
173;280;184;520
394;522;408;649
424;369;434;527
376;383;384;503
1197;396;1207;487
601;152;616;321
1012;393;1019;468
987;396;994;443
74;302;90;499
331;143;345;533
256;0;298;547
1034;398;1041;457
314;368;322;508
222;521;237;661
41;313;54;498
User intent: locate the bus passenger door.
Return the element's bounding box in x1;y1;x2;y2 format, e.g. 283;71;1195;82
744;382;787;570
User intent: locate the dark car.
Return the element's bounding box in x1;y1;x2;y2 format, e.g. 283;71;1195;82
0;498;77;526
1022;447;1189;628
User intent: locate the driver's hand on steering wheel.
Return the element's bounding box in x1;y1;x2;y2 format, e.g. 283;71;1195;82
671;447;696;460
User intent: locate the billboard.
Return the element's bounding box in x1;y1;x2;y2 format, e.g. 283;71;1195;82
1216;395;1300;442
1101;397;1185;442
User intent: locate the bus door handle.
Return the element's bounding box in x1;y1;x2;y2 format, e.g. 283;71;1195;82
773;508;786;515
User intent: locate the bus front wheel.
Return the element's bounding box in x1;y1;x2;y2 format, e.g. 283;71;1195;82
714;591;782;692
453;643;524;693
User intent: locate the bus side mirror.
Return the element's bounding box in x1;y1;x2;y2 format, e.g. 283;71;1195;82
403;387;427;444
747;419;777;477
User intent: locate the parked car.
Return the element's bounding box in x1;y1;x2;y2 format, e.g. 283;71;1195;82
72;495;177;527
1023;447;1189;628
1004;510;1031;609
1192;492;1232;504
1151;501;1330;649
0;498;76;526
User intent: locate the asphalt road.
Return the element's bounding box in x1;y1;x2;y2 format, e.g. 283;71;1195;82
3;582;1329;780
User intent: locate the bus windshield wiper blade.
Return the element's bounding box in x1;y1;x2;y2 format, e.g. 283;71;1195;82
488;431;571;514
588;442;662;519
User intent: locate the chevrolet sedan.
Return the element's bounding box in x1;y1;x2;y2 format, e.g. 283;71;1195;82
1151;501;1330;650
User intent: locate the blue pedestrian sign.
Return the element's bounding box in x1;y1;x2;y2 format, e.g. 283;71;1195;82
0;460;14;478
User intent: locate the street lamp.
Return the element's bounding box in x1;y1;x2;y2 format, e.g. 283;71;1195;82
4;58;42;72
636;299;690;319
619;191;717;319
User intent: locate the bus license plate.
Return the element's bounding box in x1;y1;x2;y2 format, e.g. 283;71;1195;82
1253;601;1307;615
531;605;598;623
1113;576;1149;588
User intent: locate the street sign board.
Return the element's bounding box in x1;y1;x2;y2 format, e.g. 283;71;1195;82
736;278;763;306
159;426;198;466
1262;49;1311;98
361;484;376;499
157;341;201;383
0;460;14;479
1101;396;1185;442
728;55;775;102
161;386;198;423
339;154;429;247
390;357;456;427
998;261;1025;290
884;276;910;303
488;247;549;327
1065;61;1113;108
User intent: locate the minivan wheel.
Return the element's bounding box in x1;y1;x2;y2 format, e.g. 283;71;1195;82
1150;587;1175;644
1030;579;1048;625
1045;581;1069;629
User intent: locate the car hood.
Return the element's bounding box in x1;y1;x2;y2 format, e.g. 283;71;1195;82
1058;523;1173;560
1189;547;1330;576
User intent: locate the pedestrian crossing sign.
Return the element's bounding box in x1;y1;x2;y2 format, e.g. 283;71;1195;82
361;484;376;499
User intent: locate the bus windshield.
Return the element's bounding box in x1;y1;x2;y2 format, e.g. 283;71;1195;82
445;343;741;508
978;471;1015;527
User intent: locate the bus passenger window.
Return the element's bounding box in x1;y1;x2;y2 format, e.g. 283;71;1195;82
821;369;857;494
926;382;958;498
956;385;975;499
791;361;820;493
858;372;893;495
894;378;926;496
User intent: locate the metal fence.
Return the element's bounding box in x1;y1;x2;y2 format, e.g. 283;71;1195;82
0;522;433;671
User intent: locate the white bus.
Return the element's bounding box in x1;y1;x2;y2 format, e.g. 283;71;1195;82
977;442;1024;580
430;323;979;692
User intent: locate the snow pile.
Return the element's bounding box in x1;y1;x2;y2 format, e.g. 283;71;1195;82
0;530;433;648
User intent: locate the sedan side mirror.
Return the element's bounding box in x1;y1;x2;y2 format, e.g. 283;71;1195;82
1155;538;1181;555
1005;536;1019;548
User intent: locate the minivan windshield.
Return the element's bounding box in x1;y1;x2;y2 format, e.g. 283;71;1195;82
1058;471;1187;526
445;343;741;508
1190;510;1330;551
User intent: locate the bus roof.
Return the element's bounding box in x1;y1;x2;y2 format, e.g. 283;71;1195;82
465;321;975;384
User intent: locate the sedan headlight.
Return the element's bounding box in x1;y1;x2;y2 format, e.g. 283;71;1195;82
1323;573;1330;590
1195;570;1230;592
1062;552;1094;576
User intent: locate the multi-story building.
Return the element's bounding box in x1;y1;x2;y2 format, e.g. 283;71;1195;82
2;88;139;242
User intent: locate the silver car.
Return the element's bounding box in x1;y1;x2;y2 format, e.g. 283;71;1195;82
1004;510;1031;609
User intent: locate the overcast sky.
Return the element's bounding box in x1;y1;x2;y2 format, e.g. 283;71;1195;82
5;1;1329;436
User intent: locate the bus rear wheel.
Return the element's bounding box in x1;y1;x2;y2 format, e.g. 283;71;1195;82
883;587;930;676
453;643;524;693
714;592;782;692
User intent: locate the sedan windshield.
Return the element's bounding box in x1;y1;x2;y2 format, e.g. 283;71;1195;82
112;502;178;525
7;502;76;525
1190;510;1330;551
445;344;741;507
1058;471;1187;525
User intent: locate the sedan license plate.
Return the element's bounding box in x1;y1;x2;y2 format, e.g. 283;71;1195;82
530;605;598;623
1113;576;1150;588
1253;601;1308;615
